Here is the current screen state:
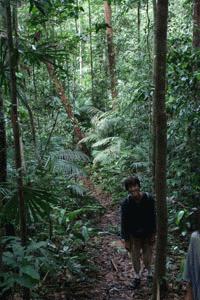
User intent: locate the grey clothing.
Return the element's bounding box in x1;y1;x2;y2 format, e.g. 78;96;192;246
183;231;200;300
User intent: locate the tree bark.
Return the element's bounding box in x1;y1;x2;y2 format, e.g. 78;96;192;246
0;90;7;184
0;89;6;276
88;0;94;104
5;0;27;246
6;1;30;297
152;0;168;298
46;62;90;155
189;0;200;186
104;1;117;106
193;0;200;48
152;0;157;193
137;0;141;47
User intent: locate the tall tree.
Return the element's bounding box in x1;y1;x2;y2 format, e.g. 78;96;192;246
46;62;90;155
153;0;168;298
5;0;27;246
189;0;200;189
0;0;7;185
137;0;141;47
104;0;117;106
0;89;6;273
193;0;200;48
0;84;7;184
152;0;157;193
88;0;94;104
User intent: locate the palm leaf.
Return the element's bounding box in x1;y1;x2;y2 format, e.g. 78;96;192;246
2;185;56;224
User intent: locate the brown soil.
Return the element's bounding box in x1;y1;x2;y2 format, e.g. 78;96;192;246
45;178;186;300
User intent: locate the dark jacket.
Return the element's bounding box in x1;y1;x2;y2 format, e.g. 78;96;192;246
121;192;156;240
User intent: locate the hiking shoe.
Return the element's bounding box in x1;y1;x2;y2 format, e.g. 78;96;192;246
131;278;141;289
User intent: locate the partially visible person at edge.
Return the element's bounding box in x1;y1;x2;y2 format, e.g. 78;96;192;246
183;209;200;300
120;176;156;289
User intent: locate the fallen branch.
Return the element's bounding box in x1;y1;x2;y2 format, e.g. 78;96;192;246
111;259;118;272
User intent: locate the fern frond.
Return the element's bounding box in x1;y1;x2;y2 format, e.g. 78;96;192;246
78;133;98;145
78;105;103;117
92;137;120;149
58;149;89;162
131;162;148;169
93;139;122;164
54;160;86;177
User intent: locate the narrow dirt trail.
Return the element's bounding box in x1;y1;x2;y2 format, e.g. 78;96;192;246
77;178;155;300
73;178;185;300
50;179;185;300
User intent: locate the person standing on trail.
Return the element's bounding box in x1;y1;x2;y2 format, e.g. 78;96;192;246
120;176;156;289
183;209;200;300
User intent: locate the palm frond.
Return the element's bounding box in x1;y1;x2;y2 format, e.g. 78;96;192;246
2;185;56;224
67;184;87;196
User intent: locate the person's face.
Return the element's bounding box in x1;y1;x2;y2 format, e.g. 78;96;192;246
128;184;140;198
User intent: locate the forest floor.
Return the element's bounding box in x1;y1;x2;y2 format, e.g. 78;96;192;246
48;179;186;300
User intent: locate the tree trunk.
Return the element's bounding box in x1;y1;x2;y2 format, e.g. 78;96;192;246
189;0;200;187
0;90;7;184
5;0;27;246
152;0;157;193
137;0;141;47
104;1;117;106
6;1;30;296
46;62;90;155
0;89;6;274
193;0;200;48
88;0;94;104
152;0;168;298
23;95;40;163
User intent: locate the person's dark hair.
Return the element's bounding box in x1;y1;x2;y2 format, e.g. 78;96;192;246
124;176;141;191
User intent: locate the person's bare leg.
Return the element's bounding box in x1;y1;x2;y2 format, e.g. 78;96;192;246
184;284;193;300
130;237;141;277
142;238;153;277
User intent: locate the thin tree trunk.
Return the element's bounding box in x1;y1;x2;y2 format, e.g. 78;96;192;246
46;62;89;155
6;3;30;298
189;0;200;183
13;1;27;174
0;5;16;287
79;18;83;80
0;89;6;274
104;1;117;106
146;0;151;63
152;0;168;298
5;0;27;246
193;0;200;48
0;90;7;183
88;0;94;104
152;0;157;193
23;96;40;162
137;0;141;47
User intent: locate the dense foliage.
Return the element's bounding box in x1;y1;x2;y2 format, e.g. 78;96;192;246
0;0;199;298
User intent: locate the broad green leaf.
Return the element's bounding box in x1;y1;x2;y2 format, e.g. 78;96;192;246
176;210;185;225
21;266;40;280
